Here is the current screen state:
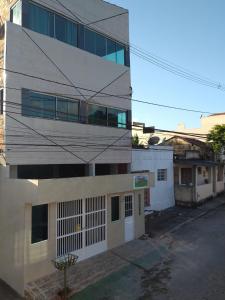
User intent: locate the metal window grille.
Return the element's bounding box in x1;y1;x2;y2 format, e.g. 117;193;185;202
157;169;167;181
125;195;133;217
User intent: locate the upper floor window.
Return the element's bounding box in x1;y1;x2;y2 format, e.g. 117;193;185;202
27;2;54;37
22;90;79;122
84;28;125;65
88;104;127;128
55;14;78;46
21;89;129;129
157;169;167;181
11;1;22;25
11;1;128;66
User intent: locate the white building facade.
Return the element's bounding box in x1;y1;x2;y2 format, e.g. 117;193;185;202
0;0;154;296
132;146;175;211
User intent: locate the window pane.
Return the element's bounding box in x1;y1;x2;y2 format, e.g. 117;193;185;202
67;101;79;121
57;98;68;120
105;39;116;63
42;94;56;119
11;1;22;25
28;3;54;37
55;15;77;46
88;104;107;126
22;91;55;119
96;33;106;57
116;43;125;65
108;108;127;128
84;29;96;54
157;169;167;181
32;204;48;244
111;196;119;222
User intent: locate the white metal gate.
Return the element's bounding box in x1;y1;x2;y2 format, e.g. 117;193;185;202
57;196;107;260
124;194;135;242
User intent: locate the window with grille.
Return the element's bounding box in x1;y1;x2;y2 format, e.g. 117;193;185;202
157;169;167;181
125;195;133;217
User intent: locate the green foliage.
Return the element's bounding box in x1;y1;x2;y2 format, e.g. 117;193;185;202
132;134;140;147
207;124;225;154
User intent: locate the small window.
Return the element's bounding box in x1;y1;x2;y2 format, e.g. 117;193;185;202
11;1;22;25
55;14;77;46
157;169;167;181
88;104;107;126
111;196;120;222
32;204;48;244
108;108;127;128
181;168;192;185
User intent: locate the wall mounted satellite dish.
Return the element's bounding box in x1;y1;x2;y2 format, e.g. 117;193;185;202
148;136;160;145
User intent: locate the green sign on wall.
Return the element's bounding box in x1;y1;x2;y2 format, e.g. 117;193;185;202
133;175;149;189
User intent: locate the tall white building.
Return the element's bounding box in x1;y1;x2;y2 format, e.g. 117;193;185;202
0;0;153;296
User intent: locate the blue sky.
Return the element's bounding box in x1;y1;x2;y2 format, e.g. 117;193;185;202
108;0;225;130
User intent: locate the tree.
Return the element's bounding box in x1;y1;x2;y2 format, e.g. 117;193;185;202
132;134;144;148
207;124;225;154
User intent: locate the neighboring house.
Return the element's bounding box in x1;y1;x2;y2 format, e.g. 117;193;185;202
132;146;175;211
0;0;153;296
162;136;224;206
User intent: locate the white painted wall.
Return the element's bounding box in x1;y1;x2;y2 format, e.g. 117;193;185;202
132;146;175;211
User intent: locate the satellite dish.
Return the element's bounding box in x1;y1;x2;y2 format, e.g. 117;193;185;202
148;136;160;145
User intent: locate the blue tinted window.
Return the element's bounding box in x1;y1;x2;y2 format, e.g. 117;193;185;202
22;91;55;119
27;2;54;37
88;104;107;126
108;108;127;128
84;29;96;54
55;14;77;46
105;39;116;63
116;43;125;65
96;33;106;57
57;98;79;122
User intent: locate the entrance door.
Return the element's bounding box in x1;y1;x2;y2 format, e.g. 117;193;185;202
124;194;135;242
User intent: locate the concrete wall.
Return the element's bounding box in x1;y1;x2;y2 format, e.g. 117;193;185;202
175;185;193;203
216;181;224;194
196;183;213;202
4;9;131;165
132;147;175;211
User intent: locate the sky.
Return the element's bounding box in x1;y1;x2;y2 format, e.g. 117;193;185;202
108;0;225;130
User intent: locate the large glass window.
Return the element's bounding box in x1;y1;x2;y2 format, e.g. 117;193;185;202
32;204;48;244
55;14;77;46
108;108;127;128
11;2;128;66
88;104;107;126
27;2;54;37
57;97;79;121
111;196;120;222
22;91;56;119
11;1;22;25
